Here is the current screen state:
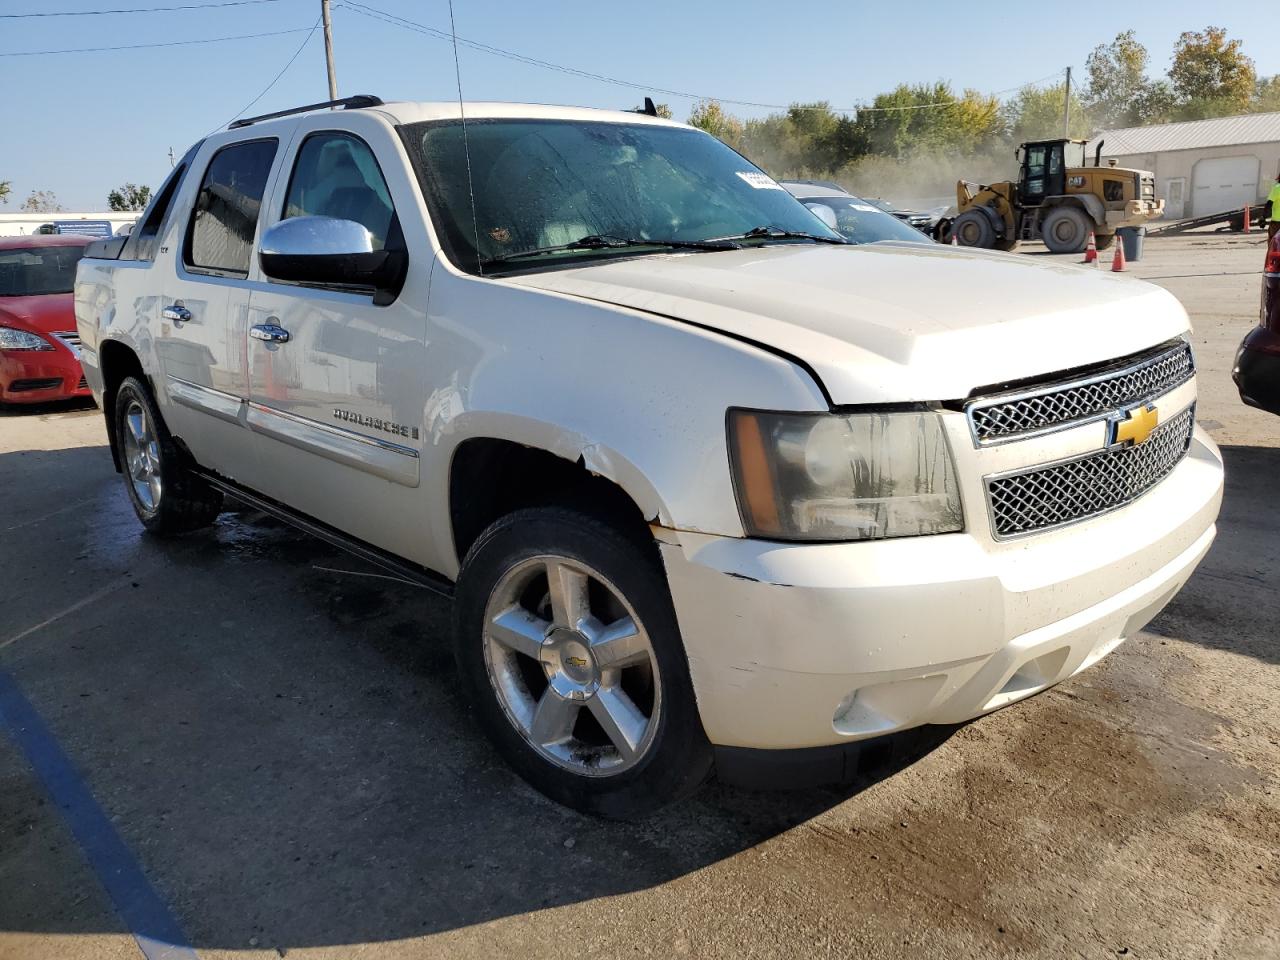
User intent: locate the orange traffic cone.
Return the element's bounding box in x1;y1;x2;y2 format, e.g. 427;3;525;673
1083;231;1097;264
950;231;958;246
1244;205;1252;233
1111;236;1127;272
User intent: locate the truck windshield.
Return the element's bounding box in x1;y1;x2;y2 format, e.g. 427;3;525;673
405;118;842;273
0;245;86;297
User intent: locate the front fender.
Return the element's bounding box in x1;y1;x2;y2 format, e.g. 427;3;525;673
418;270;830;575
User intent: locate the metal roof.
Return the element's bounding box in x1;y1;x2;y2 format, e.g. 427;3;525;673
1097;111;1280;156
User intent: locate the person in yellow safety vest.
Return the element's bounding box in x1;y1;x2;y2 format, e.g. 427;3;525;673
1267;173;1280;243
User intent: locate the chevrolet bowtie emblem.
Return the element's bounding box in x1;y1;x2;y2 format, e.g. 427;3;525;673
1109;404;1159;448
565;656;589;669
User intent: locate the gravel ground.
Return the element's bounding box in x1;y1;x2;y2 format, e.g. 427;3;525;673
0;232;1276;960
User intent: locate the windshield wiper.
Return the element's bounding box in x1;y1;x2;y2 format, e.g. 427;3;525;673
716;225;848;245
481;234;742;267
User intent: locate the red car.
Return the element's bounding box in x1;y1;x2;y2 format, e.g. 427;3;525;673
1234;233;1280;415
0;234;93;404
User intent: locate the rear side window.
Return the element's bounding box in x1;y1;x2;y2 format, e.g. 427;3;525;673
124;142;199;262
282;132;395;250
185;139;277;275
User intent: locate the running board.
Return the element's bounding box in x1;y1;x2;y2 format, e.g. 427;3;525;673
197;471;454;597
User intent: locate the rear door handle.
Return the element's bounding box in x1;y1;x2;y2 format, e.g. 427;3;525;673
162;303;192;323
250;322;291;344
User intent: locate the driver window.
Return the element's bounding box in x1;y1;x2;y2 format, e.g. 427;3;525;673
282;132;395;250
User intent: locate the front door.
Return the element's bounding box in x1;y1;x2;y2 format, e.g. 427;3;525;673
155;137;280;484
241;124;432;563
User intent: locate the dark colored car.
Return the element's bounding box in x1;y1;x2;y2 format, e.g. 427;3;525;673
1233;235;1280;415
779;181;933;245
0;235;92;404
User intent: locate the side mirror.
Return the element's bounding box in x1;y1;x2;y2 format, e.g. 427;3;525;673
259;216;406;303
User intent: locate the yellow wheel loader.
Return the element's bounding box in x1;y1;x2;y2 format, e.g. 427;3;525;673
942;139;1163;254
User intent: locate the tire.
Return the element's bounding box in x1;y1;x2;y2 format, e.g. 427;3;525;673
953;209;996;248
453;506;713;818
1095;233;1115;251
1042;206;1092;254
113;376;223;535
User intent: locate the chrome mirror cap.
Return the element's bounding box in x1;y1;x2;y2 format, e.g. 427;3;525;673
260;216;374;258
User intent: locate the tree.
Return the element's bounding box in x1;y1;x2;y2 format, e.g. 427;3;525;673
1084;31;1153;128
1004;82;1089;142
1169;27;1255;115
107;183;152;211
687;99;744;148
853;83;1003;158
0;180;10;205
1254;75;1280;113
21;190;62;213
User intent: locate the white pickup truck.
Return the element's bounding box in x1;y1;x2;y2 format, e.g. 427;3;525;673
75;96;1224;817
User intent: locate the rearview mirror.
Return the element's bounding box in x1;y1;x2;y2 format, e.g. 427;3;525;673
259;216;406;303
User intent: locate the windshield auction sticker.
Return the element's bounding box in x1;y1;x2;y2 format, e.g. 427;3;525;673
736;171;784;190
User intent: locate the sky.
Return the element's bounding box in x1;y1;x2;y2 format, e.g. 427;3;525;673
0;0;1275;211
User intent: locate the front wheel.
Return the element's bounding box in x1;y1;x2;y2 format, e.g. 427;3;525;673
953;209;996;248
453;507;713;818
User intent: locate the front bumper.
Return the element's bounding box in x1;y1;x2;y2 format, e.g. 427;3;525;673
658;428;1223;751
0;348;90;403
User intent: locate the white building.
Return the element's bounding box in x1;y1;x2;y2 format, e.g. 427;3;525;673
0;211;138;238
1096;112;1280;220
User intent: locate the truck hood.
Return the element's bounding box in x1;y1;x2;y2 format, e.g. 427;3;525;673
504;242;1189;404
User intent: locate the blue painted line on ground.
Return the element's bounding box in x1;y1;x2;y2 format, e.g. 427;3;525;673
0;667;198;960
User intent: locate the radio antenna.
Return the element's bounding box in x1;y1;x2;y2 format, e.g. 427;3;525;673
447;0;483;276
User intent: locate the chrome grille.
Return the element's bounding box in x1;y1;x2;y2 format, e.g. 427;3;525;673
53;331;82;358
986;406;1195;539
967;340;1194;445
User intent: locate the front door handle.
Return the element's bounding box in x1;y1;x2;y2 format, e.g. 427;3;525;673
162;303;192;323
250;322;291;344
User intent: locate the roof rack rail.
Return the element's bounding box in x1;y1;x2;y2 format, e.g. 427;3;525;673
229;94;384;129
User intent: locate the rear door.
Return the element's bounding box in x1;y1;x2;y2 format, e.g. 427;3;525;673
240;115;432;562
155;136;283;482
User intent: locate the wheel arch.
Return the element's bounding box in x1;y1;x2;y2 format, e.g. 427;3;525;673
97;338;149;474
1043;194;1105;227
444;419;671;574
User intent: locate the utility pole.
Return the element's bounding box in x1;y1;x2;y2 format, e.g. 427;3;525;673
1062;66;1072;139
168;146;175;169
321;0;338;101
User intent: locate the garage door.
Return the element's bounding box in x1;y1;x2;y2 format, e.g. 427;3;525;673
1192;156;1260;217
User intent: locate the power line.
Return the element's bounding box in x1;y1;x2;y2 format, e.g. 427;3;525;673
338;1;1064;114
0;25;313;57
0;0;282;17
219;15;323;131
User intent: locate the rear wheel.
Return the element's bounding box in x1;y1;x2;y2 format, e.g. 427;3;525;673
1042;206;1092;254
114;376;222;535
953;209;996;248
453;507;712;818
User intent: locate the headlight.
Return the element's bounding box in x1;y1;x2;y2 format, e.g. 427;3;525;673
0;327;54;351
728;408;964;541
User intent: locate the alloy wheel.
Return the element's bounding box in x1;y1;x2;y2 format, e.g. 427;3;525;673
121;399;162;512
482;555;662;777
